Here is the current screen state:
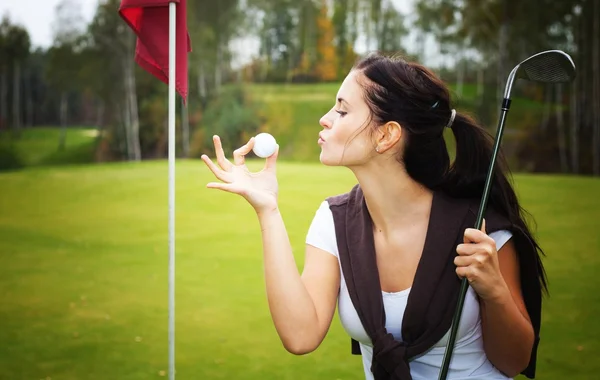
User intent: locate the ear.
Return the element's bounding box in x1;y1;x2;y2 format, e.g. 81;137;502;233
374;121;402;153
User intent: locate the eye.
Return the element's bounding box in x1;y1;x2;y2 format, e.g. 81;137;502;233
336;110;347;117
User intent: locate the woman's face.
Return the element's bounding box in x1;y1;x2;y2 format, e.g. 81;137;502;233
318;70;376;167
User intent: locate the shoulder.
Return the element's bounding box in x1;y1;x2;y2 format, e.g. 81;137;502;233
307;201;336;236
306;200;339;258
325;184;360;208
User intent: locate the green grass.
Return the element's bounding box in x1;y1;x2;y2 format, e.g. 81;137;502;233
0;127;98;168
0;160;599;379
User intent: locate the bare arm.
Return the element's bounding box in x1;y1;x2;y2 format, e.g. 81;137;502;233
202;135;340;355
479;239;534;377
258;208;340;354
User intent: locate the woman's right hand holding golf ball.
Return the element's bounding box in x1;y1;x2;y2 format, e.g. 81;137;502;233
202;135;279;215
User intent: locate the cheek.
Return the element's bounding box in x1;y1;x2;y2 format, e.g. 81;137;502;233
344;137;372;158
332;116;364;143
338;120;372;153
321;126;372;165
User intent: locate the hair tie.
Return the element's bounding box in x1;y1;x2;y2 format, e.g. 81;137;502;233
446;109;456;129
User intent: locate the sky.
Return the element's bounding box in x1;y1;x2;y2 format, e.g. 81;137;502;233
1;0;99;48
0;0;441;66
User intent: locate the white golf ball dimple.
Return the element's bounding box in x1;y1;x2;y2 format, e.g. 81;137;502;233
253;133;277;158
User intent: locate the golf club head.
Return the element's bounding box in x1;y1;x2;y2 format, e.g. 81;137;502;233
504;50;576;99
517;49;576;82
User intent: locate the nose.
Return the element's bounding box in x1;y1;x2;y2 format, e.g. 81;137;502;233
319;111;333;129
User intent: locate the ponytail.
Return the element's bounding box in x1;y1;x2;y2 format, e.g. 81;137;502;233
442;112;505;201
442;112;548;293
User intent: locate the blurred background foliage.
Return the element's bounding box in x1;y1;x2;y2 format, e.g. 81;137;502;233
0;0;599;176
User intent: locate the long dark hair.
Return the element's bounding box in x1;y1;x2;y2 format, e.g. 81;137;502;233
354;53;547;293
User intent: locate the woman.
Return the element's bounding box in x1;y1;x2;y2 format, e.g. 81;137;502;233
201;53;546;380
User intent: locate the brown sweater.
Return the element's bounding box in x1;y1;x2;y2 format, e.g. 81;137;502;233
326;185;542;379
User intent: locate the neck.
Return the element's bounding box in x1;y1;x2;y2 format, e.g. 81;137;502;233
349;161;434;236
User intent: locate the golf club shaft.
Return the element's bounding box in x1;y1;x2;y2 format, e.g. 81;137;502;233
438;99;511;380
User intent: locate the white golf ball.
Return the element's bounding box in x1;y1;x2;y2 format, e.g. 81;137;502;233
252;133;277;158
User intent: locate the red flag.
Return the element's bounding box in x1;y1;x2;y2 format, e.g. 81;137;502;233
119;0;191;101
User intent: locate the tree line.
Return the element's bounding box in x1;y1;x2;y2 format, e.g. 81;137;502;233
0;0;598;175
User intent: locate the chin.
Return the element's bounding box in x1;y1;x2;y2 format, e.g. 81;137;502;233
319;152;338;166
320;153;355;168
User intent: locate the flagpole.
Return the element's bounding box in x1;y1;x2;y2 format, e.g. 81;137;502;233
168;2;176;380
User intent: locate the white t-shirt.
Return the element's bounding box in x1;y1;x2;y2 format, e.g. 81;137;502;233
306;200;514;380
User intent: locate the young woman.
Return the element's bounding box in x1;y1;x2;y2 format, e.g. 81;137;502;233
201;53;547;380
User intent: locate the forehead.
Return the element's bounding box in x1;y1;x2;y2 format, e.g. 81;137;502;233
336;70;365;105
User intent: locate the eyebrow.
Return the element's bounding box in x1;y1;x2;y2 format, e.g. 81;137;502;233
337;97;350;107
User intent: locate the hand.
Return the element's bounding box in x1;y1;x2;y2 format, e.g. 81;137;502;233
202;135;280;215
454;220;509;301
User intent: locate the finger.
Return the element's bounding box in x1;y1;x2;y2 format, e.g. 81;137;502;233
456;243;480;256
464;227;493;244
454;255;475;267
233;137;255;166
458;242;495;263
456;248;490;269
455;266;472;281
481;218;486;233
456;266;479;283
213;135;233;171
206;182;245;195
264;144;279;171
201;154;229;182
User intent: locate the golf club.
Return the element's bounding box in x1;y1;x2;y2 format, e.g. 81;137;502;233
438;50;576;380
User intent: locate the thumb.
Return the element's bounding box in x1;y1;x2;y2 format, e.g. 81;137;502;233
463;218;486;244
264;144;279;171
206;182;246;196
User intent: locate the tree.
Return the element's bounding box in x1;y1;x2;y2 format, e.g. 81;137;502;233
0;15;11;131
414;0;599;175
296;0;320;80
1;18;30;133
255;0;299;82
185;0;241;157
189;0;240;94
414;0;461;79
87;0;141;161
314;1;337;81
377;0;407;55
47;0;86;150
333;0;350;78
46;44;76;150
